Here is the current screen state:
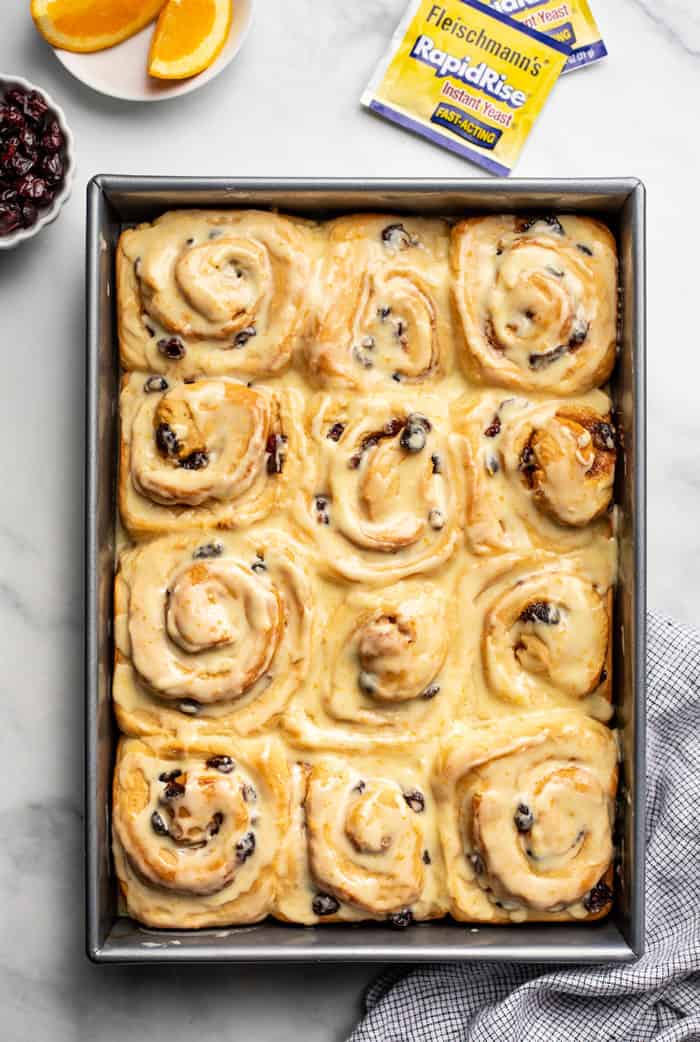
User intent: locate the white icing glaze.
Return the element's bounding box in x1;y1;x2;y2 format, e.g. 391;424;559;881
112;734;289;928
435;711;618;920
307;215;454;389
112;209;621;928
451;216;617;394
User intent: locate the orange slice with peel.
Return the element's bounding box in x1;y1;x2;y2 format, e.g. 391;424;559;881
148;0;233;80
30;0;167;53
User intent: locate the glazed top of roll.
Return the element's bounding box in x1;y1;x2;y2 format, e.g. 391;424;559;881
451;215;617;395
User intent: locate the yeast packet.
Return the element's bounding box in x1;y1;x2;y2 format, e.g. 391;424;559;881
362;0;569;176
486;0;607;72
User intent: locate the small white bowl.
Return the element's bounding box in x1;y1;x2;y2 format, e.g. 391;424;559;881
0;74;75;250
52;0;255;104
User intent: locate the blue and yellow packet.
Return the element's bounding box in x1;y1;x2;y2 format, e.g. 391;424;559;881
485;0;607;72
361;0;569;177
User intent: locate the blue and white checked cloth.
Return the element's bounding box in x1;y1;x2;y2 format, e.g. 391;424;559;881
349;613;700;1042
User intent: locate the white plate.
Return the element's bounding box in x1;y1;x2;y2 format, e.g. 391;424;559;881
52;0;254;103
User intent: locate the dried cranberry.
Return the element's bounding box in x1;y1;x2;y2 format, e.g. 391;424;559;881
514;804;534;832
41;121;64;153
208;811;224;837
265;433;287;475
150;811;169;836
235;831;256;863
1;187;17;202
312;893;340;916
233;326;256;347
8;152;36;178
519;601;560;625
593;422;616;452
0;138;19;170
37;186;55;209
400;421;427;454
583;880;613;914
4;108;25;132
0;203;21;235
143;375;168;394
403;790;425;814
484;415;501;438
179;450;209;470
381;223;417;250
155;422;180;458
193;541;223;559
21;91;49;123
20;203;37;228
41;153;63;184
326;422;345;442
16;173;48;201
519;214;565;236
206;755;235;774
20;127;36;151
388;909;414;929
157;336;186;360
4;89;27;110
158;769;182;782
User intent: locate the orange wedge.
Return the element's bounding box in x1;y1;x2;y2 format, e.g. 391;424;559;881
30;0;166;53
148;0;232;80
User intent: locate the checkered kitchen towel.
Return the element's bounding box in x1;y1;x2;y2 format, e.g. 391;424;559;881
349;613;700;1042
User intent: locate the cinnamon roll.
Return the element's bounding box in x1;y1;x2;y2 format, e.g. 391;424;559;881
112;734;288;927
434;711;618;922
275;756;445;924
118;373;303;536
455;390;616;554
451;215;617;394
298;393;465;584
459;553;614;721
284;580;462;748
117;210;317;378
306;215;452;389
113;530;313;737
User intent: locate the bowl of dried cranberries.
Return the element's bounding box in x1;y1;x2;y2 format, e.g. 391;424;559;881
0;75;74;248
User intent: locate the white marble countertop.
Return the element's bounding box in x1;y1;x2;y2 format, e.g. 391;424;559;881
0;1;697;1039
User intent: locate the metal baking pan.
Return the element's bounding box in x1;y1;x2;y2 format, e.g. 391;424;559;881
86;177;646;963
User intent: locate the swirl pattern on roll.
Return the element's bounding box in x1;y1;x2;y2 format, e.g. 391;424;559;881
451;215;617;394
275;757;445;924
284;580;461;748
113;530;313;737
434;712;618;921
306;215;452;389
112;734;288;927
119;374;303;535
118;210;316;377
482;567;610;707
298;392;465;584
455;390;616;554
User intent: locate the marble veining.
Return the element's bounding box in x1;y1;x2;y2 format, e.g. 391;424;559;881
0;1;698;1039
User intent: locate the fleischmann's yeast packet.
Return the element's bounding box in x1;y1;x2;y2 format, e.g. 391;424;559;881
485;0;607;72
362;0;569;176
